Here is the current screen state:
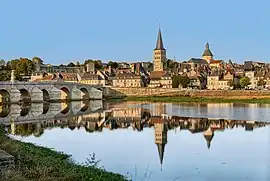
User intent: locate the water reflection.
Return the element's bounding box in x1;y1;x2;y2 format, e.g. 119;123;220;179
2;102;270;180
4;106;270;169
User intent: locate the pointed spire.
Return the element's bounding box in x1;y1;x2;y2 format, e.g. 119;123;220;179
203;132;214;149
202;42;213;57
155;29;165;50
157;143;165;167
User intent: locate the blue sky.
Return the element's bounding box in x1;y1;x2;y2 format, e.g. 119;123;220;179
0;0;269;65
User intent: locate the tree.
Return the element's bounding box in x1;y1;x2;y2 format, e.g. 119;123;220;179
84;59;104;70
240;77;251;88
179;76;190;88
108;61;119;69
10;58;34;80
67;62;75;67
76;61;81;67
0;59;6;66
257;79;266;87
172;76;190;88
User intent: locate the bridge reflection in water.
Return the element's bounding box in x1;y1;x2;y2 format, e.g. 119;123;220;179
2;102;270;169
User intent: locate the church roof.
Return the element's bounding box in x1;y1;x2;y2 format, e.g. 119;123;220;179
188;58;209;64
202;43;213;57
155;29;165;50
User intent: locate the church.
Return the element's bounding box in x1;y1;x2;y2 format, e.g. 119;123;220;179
148;28;172;88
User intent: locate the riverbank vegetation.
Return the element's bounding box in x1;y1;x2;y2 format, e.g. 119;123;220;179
0;125;127;181
124;96;270;104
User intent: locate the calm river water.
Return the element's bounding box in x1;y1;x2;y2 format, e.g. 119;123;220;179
1;101;270;181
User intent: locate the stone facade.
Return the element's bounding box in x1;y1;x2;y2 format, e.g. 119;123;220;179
112;73;142;87
0;81;103;103
207;75;230;90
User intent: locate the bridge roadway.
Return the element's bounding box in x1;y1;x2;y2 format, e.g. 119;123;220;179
0;80;103;103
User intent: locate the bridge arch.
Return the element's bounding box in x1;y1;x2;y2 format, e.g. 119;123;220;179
80;87;90;100
20;103;31;117
41;89;50;101
80;104;89;112
0;104;10;117
42;103;50;114
19;89;31;102
0;89;10;103
60;87;71;101
61;102;71;115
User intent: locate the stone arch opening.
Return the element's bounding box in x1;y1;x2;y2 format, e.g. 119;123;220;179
61;102;70;115
42;102;50;114
80;88;89;100
0;104;10;117
60;87;71;101
0;89;10;103
19;89;31;102
41;89;50;101
80;104;89;112
20;103;31;116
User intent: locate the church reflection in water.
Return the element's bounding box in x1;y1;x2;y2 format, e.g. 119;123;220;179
1;101;270;168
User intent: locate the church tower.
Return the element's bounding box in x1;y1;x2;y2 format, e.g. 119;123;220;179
203;127;214;149
154;120;168;170
202;42;214;63
153;29;166;71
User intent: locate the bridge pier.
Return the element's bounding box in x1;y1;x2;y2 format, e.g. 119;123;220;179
89;100;103;112
31;87;43;102
49;103;62;115
28;103;43;117
9;104;21;119
10;88;21;103
71;88;83;100
70;101;84;115
48;87;61;101
89;87;103;99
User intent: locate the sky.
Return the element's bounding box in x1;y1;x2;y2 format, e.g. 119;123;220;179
0;0;269;65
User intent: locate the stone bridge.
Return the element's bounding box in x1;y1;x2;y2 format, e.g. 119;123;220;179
0;100;104;124
0;80;103;103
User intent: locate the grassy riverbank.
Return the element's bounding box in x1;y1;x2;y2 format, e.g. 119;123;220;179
0;126;127;181
124;96;270;104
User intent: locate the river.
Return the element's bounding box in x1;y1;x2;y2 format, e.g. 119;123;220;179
1;101;270;181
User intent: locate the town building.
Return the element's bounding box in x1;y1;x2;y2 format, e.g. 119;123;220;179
78;73;105;86
207;72;231;90
112;73;142;87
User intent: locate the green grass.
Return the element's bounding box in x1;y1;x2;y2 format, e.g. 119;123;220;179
0;125;128;181
124;96;270;104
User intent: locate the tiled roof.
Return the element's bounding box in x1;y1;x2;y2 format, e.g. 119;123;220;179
149;71;170;80
210;60;223;64
188;58;208;64
150;116;166;123
61;73;78;81
79;73;102;80
114;73;141;79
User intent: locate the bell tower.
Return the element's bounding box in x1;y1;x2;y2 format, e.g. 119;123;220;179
202;42;214;63
153;29;166;71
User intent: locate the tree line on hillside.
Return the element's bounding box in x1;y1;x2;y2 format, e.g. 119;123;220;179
0;57;124;81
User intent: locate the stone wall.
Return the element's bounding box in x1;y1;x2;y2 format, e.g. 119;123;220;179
104;87;270;99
